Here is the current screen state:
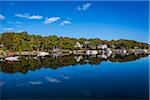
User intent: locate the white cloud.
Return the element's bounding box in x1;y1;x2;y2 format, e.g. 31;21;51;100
2;28;14;31
15;13;43;19
77;3;91;11
29;15;43;19
44;17;60;25
0;14;5;20
83;3;91;10
60;20;71;26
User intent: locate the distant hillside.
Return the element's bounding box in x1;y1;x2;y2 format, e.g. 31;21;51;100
0;32;149;51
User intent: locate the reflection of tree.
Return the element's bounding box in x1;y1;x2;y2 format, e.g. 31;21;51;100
108;54;148;62
0;54;149;74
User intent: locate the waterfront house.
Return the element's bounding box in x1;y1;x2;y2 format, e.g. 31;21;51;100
0;44;4;48
119;46;127;54
86;50;91;55
110;45;116;49
52;46;61;52
74;42;83;48
84;41;91;44
134;46;139;49
89;46;96;49
97;44;108;49
120;46;126;50
105;48;112;54
83;41;91;48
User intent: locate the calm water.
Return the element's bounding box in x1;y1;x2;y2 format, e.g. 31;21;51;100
0;55;149;100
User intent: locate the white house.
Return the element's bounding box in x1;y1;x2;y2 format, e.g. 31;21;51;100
74;42;83;48
134;46;139;49
86;50;91;55
97;44;108;49
52;46;61;52
105;48;112;54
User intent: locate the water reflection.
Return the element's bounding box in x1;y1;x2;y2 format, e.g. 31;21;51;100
0;54;149;99
0;81;5;86
30;81;43;85
0;53;148;74
45;76;61;84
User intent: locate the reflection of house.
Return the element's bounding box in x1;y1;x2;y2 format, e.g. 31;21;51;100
74;56;83;62
74;42;83;48
97;44;108;49
52;52;62;58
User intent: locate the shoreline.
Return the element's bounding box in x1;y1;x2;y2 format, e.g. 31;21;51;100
0;49;149;58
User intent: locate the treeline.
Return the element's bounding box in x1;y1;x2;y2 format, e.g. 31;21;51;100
0;31;149;51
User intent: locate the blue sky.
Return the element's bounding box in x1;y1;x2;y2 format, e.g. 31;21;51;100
0;1;149;43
